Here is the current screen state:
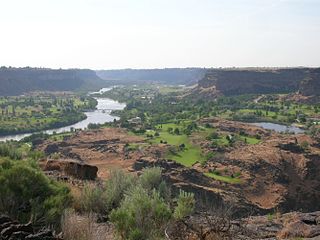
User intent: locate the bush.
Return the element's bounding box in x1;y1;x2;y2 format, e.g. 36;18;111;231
105;169;136;211
62;210;108;240
173;190;195;220
77;184;107;214
0;159;71;226
300;141;309;150
87;123;101;129
139;167;162;191
206;132;219;141
110;186;172;240
206;152;215;160
0;143;22;160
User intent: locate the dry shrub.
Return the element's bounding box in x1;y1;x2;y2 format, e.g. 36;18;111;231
62;210;112;240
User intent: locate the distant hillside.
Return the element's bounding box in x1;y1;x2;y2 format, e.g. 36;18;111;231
0;67;105;96
299;68;320;96
194;68;320;97
96;68;206;85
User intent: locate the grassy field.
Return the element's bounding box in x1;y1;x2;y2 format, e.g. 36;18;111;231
239;136;261;144
147;123;204;167
204;172;242;184
145;122;261;167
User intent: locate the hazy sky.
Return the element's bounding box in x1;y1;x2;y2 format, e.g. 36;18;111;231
0;0;319;69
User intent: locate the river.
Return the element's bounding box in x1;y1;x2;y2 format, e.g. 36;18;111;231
0;89;125;142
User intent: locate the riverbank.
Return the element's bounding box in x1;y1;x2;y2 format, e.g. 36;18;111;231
0;91;126;142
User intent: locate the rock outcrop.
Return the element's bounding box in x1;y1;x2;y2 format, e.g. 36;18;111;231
37;128;145;179
0;215;59;240
40;159;98;180
166;211;320;240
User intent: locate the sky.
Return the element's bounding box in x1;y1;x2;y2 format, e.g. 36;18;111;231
0;0;319;69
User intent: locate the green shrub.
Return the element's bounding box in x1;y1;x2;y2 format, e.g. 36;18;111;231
0;143;22;160
173;190;195;220
105;169;137;210
28;150;45;160
205;152;215;161
0;159;71;226
206;132;219;140
110;186;172;240
78;184;107;214
139;167;162;191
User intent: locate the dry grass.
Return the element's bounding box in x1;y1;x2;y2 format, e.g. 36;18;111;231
62;210;114;240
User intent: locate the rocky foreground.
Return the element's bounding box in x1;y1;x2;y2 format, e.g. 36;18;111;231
166;211;320;239
0;215;59;240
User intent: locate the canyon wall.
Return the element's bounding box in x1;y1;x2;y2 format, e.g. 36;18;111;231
0;67;105;96
197;68;320;96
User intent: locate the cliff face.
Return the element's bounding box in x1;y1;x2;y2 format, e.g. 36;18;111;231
0;67;105;96
299;68;320;96
197;68;320;96
96;68;206;85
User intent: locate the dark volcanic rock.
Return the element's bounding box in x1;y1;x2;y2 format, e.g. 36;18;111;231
0;215;59;240
1;223;33;239
166;211;320;240
41;159;98;180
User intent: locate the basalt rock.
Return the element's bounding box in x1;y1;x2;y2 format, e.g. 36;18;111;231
0;215;59;240
40;159;98;180
166;211;320;240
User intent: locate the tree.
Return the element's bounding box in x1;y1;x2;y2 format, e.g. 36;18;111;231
179;143;186;150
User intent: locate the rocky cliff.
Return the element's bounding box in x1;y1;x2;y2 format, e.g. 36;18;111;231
96;68;206;85
196;68;320;96
299;68;320;96
0;67;105;96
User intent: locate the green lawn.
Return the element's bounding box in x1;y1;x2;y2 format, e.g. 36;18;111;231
149;123;204;167
169;145;203;167
204;172;242;184
239;136;261;144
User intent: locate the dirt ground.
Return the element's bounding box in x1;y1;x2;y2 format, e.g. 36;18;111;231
39;127;165;179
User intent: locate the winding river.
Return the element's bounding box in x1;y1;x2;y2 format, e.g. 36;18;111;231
0;88;125;142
